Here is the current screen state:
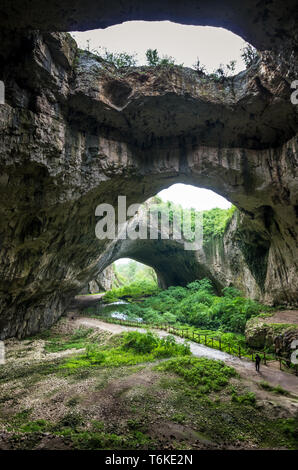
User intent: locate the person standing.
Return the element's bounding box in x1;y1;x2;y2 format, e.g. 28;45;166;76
255;353;261;372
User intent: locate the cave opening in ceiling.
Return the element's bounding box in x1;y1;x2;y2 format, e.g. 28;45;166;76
70;20;256;75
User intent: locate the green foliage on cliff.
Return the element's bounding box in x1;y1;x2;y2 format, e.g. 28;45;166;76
146;197;236;246
145;48;179;67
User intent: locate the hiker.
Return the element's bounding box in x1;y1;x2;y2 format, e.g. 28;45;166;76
255;353;261;372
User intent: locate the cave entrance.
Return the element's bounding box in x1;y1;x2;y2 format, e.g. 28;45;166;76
113;259;158;288
93;184;233;294
71;20;253;75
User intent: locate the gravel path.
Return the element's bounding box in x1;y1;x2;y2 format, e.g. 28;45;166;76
76;317;298;396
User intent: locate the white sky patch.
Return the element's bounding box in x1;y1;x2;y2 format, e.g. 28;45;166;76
158;184;231;210
71;21;247;73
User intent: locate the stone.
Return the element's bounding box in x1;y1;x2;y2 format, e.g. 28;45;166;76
0;15;297;338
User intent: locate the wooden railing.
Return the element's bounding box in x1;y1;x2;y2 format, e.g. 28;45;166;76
95;316;298;376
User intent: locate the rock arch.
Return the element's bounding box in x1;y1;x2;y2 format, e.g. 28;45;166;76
0;5;297;338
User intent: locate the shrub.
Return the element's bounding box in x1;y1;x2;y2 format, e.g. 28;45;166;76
122;331;158;354
145;48;177;67
122;331;190;358
241;43;260;68
231;392;256;405
155;357;237;394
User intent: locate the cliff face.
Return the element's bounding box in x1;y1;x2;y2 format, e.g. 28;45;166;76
88;207;262;298
80;266;115;294
0;28;297;338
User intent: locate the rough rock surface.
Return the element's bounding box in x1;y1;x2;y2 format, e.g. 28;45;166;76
80;265;114;294
0;0;297;54
245;314;298;358
0;27;297;338
92;205;261;298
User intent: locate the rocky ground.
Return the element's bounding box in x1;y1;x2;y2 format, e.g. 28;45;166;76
0;315;297;450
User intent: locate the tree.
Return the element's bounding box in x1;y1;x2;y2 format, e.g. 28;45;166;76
146;48;160;66
241;44;259;68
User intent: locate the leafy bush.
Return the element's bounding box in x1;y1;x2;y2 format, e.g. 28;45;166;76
60;331;190;372
231;391;256;405
88;46;137;68
155;357;237;394
103;280;160;303
122;331;190;358
101;277;269;334
241;43;260;68
122;331;158;354
145;48;178;67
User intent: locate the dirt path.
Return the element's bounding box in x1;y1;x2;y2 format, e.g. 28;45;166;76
76;317;298;397
68;294;104;310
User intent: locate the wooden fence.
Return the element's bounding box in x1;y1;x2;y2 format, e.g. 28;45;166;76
97;316;298;376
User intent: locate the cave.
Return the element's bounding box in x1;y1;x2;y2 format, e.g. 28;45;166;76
0;2;297;339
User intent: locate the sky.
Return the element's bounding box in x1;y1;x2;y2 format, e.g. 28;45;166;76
157;184;231;210
71;20;247;73
72;21;235;265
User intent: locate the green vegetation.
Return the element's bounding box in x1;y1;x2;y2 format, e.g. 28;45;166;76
78;38;259;77
44;327;94;353
241;43;260;68
85;43;138;68
103;280;160;303
113;260;157;288
1;322;297;450
154;357;237;395
259;381;290;396
145;48;179;67
60;331;190;372
231;391;256;405
81;44;181;69
147;197;236;246
100;279;269;334
202;206;236;244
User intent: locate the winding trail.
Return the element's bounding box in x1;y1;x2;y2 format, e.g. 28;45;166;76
75;317;298;397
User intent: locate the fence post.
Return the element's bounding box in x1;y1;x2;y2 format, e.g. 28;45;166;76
238;346;241;358
263;352;266;366
211;338;213;348
279;357;282;370
204;335;207;345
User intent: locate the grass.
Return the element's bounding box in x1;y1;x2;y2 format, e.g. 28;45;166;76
59;331;190;373
1;318;297;450
259;381;291;396
154;356;237;395
44;327;94;353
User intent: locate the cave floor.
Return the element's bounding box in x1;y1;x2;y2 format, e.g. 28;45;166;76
75;317;298;397
0;316;297;450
